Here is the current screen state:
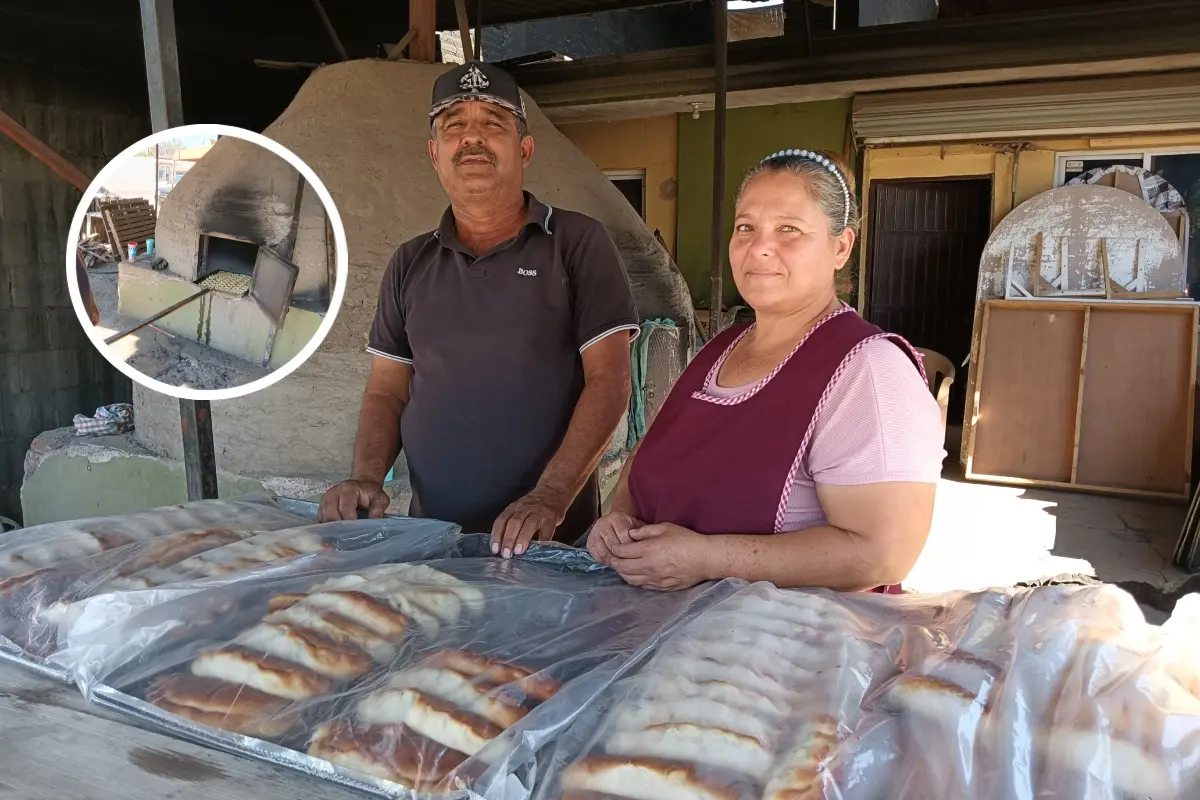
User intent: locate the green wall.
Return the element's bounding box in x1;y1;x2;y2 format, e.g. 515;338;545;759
676;100;851;307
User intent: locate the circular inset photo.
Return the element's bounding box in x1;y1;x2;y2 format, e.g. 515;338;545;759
67;124;348;399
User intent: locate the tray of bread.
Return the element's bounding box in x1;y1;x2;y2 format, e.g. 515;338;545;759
73;551;734;799
0;499;460;681
545;583;1200;800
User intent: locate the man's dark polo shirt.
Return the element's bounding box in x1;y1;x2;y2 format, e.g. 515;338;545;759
367;193;639;542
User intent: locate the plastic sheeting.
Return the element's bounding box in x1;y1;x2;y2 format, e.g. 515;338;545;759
64;541;735;799
56;549;1200;800
543;583;1200;800
0;496;458;681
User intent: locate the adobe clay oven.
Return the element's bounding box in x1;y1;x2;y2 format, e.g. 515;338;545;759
133;59;694;479
119;138;334;370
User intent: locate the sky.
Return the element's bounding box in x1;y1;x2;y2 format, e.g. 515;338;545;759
729;0;782;8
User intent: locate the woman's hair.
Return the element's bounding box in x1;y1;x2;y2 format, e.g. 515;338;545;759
736;149;860;238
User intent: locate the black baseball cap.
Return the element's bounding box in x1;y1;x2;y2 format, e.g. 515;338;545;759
429;61;527;122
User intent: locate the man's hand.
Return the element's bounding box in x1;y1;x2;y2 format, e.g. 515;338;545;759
318;479;390;522
586;512;641;566
609;522;711;591
490;489;570;559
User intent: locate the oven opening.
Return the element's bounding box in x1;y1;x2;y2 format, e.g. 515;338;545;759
198;232;259;280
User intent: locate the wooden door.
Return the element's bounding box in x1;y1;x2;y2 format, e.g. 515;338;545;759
865;178;992;425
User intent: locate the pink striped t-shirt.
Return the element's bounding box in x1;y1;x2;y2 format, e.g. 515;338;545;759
707;338;945;531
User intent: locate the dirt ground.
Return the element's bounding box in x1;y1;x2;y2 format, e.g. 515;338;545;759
85;265;269;391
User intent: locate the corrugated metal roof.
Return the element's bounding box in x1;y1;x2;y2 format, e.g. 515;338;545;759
853;72;1200;143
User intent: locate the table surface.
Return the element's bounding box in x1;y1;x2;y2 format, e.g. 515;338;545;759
0;662;365;799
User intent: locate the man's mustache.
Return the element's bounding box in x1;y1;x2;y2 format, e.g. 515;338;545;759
454;145;496;164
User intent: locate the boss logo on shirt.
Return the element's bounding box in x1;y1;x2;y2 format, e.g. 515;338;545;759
517;267;538;277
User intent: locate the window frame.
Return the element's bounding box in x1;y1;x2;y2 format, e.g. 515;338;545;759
1053;147;1200;187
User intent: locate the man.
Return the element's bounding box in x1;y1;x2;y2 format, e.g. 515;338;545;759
319;61;639;561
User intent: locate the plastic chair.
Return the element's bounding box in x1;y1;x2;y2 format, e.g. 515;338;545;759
916;348;955;434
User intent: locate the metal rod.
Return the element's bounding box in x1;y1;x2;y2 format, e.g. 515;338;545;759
707;0;729;339
454;0;473;63
802;0;813;58
180;398;219;501
310;0;350;61
138;0;184;131
254;58;322;70
0;109;91;191
474;0;484;60
103;288;210;345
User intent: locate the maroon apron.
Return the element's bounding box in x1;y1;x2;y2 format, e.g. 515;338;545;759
628;307;925;594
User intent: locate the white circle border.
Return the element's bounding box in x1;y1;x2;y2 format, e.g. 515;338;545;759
66;123;349;402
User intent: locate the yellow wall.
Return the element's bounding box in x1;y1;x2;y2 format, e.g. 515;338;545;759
557;116;679;256
859;132;1200;312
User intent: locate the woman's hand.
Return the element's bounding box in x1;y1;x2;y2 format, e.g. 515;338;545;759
610;522;711;591
586;513;642;566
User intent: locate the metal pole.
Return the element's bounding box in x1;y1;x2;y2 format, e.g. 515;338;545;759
138;0;184;131
474;0;484;60
707;0;729;339
103;288;211;345
179;398;219;501
139;0;218;501
310;0;350;61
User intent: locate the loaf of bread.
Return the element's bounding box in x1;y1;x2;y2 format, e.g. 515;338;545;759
235;622;376;680
309;720;467;790
263;604;397;664
760;715;839;800
562;755;757;800
554;586;885;800
148;674;299;737
191;645;334;700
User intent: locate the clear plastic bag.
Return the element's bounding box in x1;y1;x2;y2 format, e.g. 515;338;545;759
0;495;450;680
65;544;738;799
542;583;1200;800
859;585;1200;800
49;517;463;683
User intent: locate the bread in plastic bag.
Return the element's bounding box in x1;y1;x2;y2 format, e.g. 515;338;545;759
64;539;739;799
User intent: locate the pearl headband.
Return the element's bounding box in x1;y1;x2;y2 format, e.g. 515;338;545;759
761;148;850;230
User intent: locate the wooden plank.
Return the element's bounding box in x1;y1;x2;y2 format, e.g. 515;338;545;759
1186;305;1199;493
454;0;473;62
386;29;416;60
0;109;92;191
964;302;991;476
967;301;1084;483
0;693;363;799
1074;305;1194;496
964;472;1188;501
408;0;436;62
1069;306;1091;484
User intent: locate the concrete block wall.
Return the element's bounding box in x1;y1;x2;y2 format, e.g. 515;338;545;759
0;59;145;523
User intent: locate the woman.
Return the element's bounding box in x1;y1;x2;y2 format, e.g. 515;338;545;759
588;149;943;593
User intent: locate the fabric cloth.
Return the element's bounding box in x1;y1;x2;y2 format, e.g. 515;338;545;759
367;193;639;543
430;61;526;121
705;338;945;531
627;307;929;594
73;403;134;436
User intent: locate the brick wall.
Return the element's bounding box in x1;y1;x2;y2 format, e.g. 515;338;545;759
0;60;146;522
